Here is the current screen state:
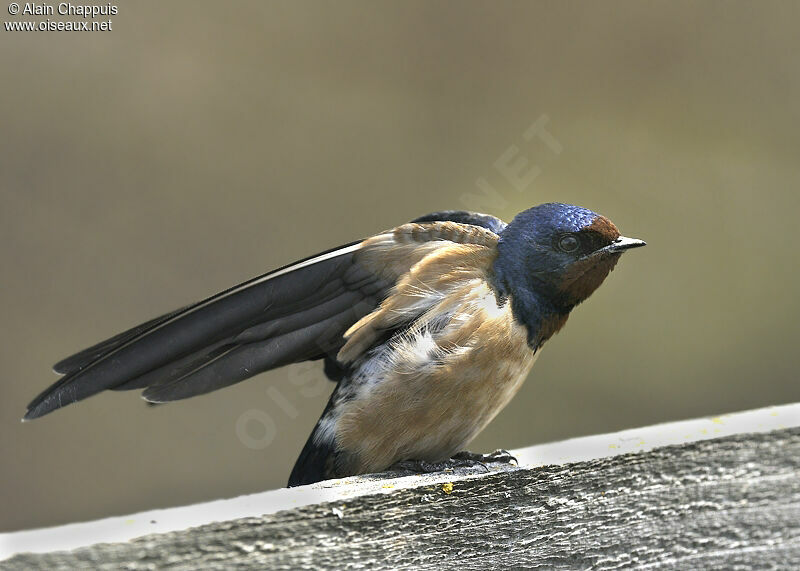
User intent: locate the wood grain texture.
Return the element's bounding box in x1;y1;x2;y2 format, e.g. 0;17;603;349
5;428;800;570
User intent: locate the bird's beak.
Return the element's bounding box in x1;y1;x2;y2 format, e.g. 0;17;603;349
605;236;647;253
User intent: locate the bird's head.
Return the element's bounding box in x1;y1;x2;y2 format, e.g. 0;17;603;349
493;202;645;348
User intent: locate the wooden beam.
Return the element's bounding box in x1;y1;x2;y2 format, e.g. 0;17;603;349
2;403;799;569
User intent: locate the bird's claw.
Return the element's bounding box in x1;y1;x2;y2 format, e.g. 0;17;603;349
452;448;518;466
389;448;518;476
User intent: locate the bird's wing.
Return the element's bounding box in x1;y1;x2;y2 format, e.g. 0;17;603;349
337;221;502;362
25;212;505;420
410;210;507;234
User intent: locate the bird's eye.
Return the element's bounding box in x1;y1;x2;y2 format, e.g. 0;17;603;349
557;234;580;253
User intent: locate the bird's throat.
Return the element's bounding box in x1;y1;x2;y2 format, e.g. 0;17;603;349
504;288;570;350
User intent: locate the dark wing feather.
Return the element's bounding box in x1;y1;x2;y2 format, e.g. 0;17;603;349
141;309;356;403
52;306;190;375
25;241;384;419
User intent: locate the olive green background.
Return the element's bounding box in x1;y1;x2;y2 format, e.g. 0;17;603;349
2;1;799;532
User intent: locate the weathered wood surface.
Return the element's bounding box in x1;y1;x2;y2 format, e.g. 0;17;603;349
4;426;800;570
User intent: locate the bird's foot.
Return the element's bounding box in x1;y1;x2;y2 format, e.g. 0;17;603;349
389;449;517;475
452;449;518;465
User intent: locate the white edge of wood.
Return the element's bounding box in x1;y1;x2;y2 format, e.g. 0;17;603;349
2;401;798;560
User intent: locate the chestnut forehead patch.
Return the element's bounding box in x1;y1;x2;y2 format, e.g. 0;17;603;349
585;215;620;242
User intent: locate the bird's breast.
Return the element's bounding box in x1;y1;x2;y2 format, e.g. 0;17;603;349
331;280;538;475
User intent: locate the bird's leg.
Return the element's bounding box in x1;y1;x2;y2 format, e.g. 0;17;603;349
389;449;517;475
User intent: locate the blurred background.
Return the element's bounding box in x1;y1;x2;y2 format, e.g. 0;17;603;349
2;1;799;532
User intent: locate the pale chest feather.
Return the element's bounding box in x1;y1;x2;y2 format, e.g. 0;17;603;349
331;281;538;474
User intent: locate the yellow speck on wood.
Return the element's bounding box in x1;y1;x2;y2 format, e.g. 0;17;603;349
710;417;725;424
608;444;617;449
442;482;454;494
124;519;135;525
381;484;394;489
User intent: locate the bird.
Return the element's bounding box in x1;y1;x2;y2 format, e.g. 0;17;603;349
23;202;645;486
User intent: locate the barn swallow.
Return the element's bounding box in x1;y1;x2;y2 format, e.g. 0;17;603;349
24;203;644;486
